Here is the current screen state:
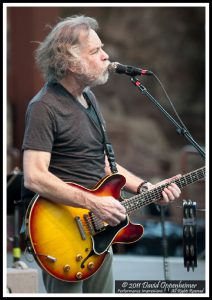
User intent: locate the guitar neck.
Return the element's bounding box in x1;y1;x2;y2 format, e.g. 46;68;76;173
122;166;205;214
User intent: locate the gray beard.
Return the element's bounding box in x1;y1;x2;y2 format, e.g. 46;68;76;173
89;71;109;87
75;70;109;88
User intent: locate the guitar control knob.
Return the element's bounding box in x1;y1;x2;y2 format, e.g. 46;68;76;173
88;262;95;270
63;265;71;272
76;272;83;279
76;254;83;262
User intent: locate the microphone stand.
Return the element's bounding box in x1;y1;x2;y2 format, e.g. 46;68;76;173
130;76;205;280
131;77;205;160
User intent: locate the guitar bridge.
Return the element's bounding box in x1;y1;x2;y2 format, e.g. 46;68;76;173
75;216;87;240
84;213;106;236
84;214;95;235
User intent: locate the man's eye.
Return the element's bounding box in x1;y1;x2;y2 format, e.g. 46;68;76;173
91;48;99;54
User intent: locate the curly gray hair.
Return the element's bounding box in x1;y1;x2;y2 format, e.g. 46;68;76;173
35;15;99;81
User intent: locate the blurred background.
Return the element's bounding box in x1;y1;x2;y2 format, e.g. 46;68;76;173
6;5;206;292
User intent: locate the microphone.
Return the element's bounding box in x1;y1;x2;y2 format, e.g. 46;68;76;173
108;62;153;76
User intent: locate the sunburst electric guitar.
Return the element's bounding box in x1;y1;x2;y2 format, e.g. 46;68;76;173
25;166;205;282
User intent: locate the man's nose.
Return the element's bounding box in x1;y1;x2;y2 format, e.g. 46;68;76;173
101;49;109;60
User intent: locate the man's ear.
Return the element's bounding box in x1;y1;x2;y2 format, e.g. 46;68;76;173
68;65;76;73
68;63;82;74
68;56;82;74
67;45;82;73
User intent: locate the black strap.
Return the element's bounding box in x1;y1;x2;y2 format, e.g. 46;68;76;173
83;90;118;174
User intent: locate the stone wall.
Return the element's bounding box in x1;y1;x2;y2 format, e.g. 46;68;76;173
61;7;205;178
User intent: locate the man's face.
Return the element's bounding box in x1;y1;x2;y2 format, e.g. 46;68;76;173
71;29;110;87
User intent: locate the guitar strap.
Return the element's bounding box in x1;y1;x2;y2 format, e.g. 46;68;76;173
83;89;118;174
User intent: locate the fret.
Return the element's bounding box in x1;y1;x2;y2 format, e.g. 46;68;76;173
122;166;205;214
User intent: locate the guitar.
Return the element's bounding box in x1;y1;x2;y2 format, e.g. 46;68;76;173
25;166;205;282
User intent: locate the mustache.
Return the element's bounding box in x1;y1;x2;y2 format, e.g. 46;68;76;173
104;60;111;70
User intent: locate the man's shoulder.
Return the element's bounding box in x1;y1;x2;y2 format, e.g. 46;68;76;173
28;82;62;111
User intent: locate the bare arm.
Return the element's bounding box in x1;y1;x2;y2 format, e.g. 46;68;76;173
23;150;126;226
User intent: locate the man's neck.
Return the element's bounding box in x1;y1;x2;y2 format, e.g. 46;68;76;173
59;76;84;98
59;76;89;108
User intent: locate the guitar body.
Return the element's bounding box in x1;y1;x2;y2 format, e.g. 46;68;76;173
25;174;144;282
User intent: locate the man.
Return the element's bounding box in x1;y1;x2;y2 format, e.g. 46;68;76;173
21;15;181;293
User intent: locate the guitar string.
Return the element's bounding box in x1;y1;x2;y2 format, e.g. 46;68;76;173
89;168;205;226
92;168;205;226
122;167;205;213
84;167;205;228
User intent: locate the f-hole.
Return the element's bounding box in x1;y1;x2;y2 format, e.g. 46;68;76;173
80;250;96;268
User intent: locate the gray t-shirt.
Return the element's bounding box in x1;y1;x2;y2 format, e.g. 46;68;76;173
22;81;106;203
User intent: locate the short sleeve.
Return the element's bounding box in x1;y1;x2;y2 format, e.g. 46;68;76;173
22;101;56;152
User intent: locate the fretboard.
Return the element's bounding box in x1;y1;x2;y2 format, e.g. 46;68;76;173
122;166;205;214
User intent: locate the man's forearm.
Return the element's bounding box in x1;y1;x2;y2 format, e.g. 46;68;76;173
105;161;148;194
